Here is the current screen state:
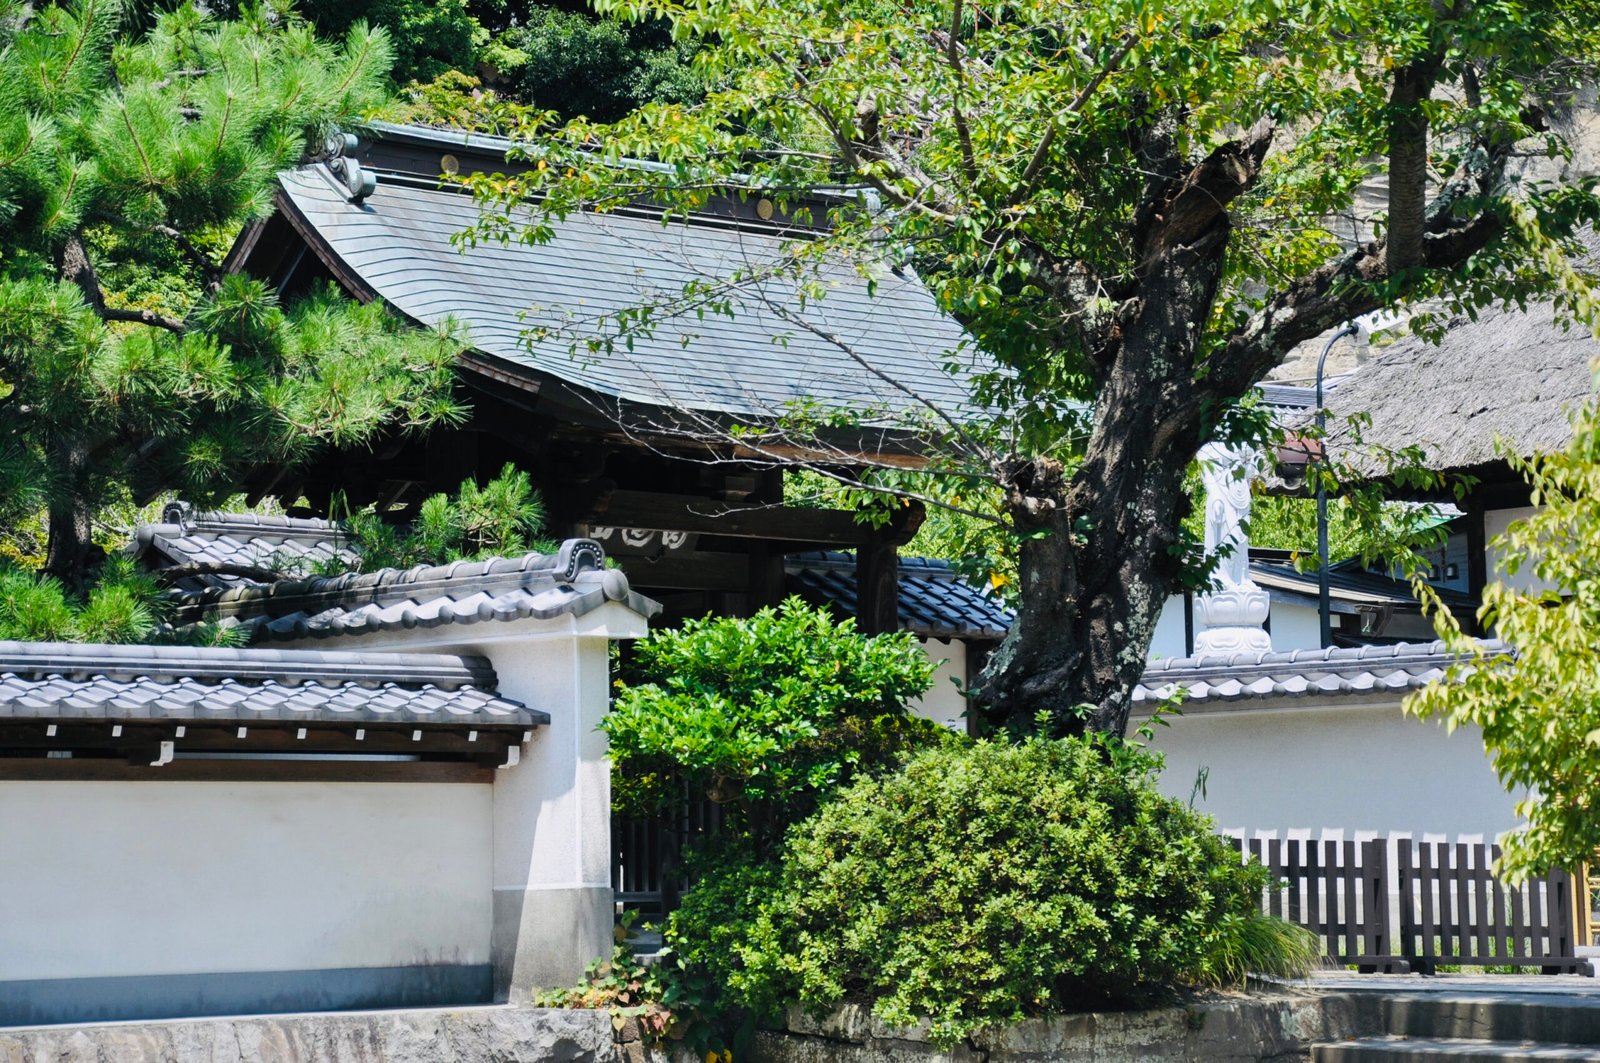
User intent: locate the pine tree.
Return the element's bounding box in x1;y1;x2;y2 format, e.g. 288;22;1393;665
0;0;466;587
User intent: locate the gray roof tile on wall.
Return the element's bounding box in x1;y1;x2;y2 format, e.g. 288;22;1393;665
0;641;542;727
1132;639;1507;705
132;505;359;590
277;164;981;424
174;539;660;642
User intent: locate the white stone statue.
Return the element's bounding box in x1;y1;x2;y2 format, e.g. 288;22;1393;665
1194;442;1272;655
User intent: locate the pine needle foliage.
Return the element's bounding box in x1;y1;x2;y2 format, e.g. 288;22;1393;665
0;0;467;584
0;553;236;644
338;462;554;571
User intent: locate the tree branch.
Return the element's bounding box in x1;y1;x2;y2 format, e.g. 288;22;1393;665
102;306;188;333
55;231;188;334
1140;116;1276;268
943;0;980;184
1205;206;1505;399
1006;32;1139;208
152;224;223;289
1385;56;1442;273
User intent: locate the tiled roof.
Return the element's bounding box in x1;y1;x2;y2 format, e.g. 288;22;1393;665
1132;639;1506;706
1247;557;1477;614
175;539;660;642
131;503;357;591
785;552;1013;640
275;135;983;425
0;641;541;727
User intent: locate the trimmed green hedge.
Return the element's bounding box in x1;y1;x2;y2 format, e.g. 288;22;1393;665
668;735;1315;1043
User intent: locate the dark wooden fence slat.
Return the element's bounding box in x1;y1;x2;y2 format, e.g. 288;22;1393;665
1510;865;1529;962
1419;842;1438;973
1529;872;1549;962
1473;844;1492;963
1340;839;1359;963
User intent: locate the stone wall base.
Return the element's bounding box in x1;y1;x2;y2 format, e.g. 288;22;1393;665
493;886;614;1001
756;993;1384;1063
0;992;1386;1063
0;1005;614;1063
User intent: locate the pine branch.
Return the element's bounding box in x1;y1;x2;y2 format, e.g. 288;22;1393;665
102;306;187;333
152;224;223;290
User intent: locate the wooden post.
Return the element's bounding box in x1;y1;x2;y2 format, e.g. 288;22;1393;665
1572;862;1593;949
856;535;899;635
1465;489;1488;635
746;541;787;610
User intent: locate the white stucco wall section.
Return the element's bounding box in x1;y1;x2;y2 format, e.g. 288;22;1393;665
326;607;647;995
1150;595;1189;658
1268;600;1323;651
1485;506;1552;594
1144;698;1522;839
914;638;970;732
0;780;491;982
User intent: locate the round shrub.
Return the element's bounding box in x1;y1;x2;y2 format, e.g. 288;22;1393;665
682;736;1294;1043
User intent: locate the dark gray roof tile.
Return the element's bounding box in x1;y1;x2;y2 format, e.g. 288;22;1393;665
784;551;1013;641
0;640;542;728
170;538;660;642
131;504;360;591
277;155;982;425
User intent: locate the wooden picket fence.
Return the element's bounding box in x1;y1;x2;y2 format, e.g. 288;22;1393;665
1230;834;1594;975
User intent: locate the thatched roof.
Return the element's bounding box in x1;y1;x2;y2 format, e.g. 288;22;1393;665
1321;299;1598;478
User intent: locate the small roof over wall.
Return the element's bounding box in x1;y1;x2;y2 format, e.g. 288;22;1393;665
1132;639;1506;709
131;502;358;590
0;641;541;767
132;510;661;642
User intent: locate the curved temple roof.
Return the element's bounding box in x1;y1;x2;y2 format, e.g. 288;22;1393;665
273;136;980;425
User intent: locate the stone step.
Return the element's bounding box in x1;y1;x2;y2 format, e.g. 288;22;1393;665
1370;993;1600;1046
1314;1036;1600;1061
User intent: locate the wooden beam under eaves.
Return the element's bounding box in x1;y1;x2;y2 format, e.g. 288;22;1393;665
582;490;921;545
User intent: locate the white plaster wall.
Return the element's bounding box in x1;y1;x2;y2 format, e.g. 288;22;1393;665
914;639;969;732
1486;505;1553;595
1144;700;1522;839
0;780;491;981
480;637;615;892
1268;600;1323;652
1150;594;1189;658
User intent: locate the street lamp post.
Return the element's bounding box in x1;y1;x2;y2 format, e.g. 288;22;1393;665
1316;322;1360;649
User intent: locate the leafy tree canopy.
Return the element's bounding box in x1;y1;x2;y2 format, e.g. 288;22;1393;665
1410;392;1600;881
463;0;1600;735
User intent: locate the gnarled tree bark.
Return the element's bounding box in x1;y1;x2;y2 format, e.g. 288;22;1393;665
974;119;1272;736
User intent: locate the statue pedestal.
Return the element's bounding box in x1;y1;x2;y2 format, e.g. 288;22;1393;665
1194;586;1272;655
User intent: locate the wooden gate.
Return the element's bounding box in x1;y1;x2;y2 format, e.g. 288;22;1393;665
1396;839;1589;974
1228;834;1593;975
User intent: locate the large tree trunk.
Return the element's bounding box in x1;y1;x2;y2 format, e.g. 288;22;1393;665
972;119;1274;737
975;236;1227;737
43;435;96;589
